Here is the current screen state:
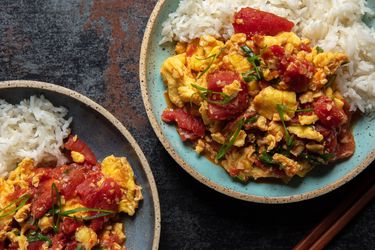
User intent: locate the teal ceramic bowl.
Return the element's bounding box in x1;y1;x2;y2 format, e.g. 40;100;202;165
0;81;160;249
140;0;375;203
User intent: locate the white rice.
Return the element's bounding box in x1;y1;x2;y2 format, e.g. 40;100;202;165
0;96;72;177
160;0;375;112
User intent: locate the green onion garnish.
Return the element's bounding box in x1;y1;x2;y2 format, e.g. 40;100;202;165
59;207;115;221
196;47;226;79
300;153;334;166
216;118;245;161
241;70;259;82
325;74;337;89
295;108;313;113
0;194;31;219
276;104;294;148
241;45;263;80
191;84;235;105
259;151;277;166
27;232;52;246
51;183;62;233
316;46;324;54
245;116;257;124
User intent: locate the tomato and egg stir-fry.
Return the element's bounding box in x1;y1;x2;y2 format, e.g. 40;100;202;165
0;136;142;250
161;8;355;182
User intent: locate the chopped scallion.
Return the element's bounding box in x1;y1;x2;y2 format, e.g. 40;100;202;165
196;47;226;79
216;118;245;160
276;104;294;148
259;151;276;166
191;84;235;105
27;232;52;246
316;46;324;54
0;194;31;219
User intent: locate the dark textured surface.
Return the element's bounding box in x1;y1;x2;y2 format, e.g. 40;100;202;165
0;1;374;249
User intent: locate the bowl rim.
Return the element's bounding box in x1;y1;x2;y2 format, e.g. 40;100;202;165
0;80;161;249
139;0;375;203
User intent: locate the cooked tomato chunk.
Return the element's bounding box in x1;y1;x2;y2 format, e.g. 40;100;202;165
336;127;355;159
205;70;249;120
162;108;206;140
281;56;315;92
207;70;241;91
64;135;97;165
233;7;294;37
31;179;55;219
314;96;348;128
207;83;249;120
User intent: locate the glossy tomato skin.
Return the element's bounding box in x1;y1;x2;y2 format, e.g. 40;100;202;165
233;7;294;37
207;70;241;91
314;96;348;128
61;217;83;236
90;217;110;232
65;242;80;250
60;166;87;200
162;109;206;141
77;176;121;211
336;126;355;160
27;241;45;250
64;135;97;165
51;233;66;250
205;70;249;121
280;55;315;93
31;179;55;219
207;81;249;121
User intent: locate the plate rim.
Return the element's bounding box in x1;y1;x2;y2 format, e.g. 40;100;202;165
0;80;161;249
140;0;375;203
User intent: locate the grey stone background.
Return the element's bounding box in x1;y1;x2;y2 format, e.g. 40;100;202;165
0;0;374;249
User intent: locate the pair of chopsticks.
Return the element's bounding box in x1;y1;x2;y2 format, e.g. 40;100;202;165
294;165;375;250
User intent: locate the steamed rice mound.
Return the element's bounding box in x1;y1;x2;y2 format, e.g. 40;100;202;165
0;95;72;177
160;0;375;112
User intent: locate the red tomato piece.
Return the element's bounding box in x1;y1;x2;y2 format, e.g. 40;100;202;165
90;216;110;232
281;56;315;92
228;167;241;177
233;7;294;37
336;127;355;160
313;96;348;128
27;241;45;250
51;233;66;250
269;45;285;58
31;179;55;219
207;70;240;91
186;43;198;57
162;109;206;141
64;242;80;250
60;166;87;199
207;82;249;121
64;135;97;165
6;185;26;201
76;172;103;206
77;176;121;211
8;243;19;250
61;217;82;236
315;123;338;155
300;43;312;53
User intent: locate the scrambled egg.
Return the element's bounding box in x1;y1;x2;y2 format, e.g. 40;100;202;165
101;155;143;216
253;86;297;120
0;154;142;249
161;28;353;182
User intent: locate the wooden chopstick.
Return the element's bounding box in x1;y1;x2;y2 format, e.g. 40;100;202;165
309;183;375;249
294;166;375;250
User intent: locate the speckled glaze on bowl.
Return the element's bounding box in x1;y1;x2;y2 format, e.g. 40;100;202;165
140;0;375;203
0;80;160;249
